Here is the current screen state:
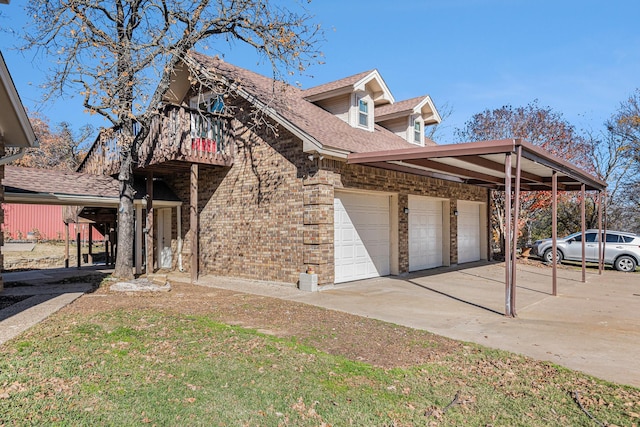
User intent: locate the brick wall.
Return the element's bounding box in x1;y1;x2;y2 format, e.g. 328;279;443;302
166;102;489;287
166;103;317;284
0;142;4;292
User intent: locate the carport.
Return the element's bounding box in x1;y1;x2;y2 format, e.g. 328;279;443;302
348;138;607;317
2;166;183;274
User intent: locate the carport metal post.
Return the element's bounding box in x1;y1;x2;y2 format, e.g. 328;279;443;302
510;145;523;316
504;152;513;317
581;184;586;283
552;171;558;296
598;191;603;275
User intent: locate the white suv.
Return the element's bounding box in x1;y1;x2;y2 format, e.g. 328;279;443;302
531;230;640;272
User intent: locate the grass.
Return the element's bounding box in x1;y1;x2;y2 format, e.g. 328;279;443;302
1;309;639;426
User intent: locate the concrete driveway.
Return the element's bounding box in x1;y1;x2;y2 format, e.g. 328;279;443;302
193;262;640;387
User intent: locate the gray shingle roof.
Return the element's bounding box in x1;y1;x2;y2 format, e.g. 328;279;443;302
301;70;375;99
3;166;120;198
375;95;427;118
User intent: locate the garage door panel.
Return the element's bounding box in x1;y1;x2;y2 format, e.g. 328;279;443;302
409;196;443;272
334;192;390;283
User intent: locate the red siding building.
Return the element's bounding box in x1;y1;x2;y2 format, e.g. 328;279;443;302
2;204;104;241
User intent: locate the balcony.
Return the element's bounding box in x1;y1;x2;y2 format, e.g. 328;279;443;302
78;105;234;176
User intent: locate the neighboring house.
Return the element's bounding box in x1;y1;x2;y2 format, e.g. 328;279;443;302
0;46;38;289
79;52;490;286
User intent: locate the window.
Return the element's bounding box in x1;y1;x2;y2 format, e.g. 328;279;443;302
605;233;621;243
572;233;597;243
194;93;224;114
358;98;369;127
413;119;421;143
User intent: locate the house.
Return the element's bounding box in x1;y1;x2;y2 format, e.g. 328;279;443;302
78;52;491;287
77;53;606;301
0;49;38;289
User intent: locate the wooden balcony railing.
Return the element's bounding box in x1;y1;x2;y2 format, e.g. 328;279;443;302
78;105;234;176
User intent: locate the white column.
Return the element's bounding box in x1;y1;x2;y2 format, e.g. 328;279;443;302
135;204;143;275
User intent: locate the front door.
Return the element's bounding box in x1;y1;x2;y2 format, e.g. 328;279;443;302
157;208;173;269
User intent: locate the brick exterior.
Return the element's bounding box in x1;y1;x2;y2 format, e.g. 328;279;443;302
0;142;4;291
162;108;489;287
158;92;489;287
166;101;316;284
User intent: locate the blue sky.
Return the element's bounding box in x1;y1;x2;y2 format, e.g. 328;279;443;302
2;0;640;144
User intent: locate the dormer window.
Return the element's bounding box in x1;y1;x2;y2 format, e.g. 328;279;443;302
358;98;369;127
413;119;421;144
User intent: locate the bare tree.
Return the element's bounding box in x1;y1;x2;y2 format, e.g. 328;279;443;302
604;89;640;231
19;0;322;279
10;112;92;171
455;101;590;254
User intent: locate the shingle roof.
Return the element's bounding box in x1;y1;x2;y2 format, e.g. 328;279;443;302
189;52;419;154
301;70;374;99
3;166;120;198
375;96;427;118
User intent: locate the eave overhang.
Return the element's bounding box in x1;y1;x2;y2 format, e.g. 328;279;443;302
0;51;37;148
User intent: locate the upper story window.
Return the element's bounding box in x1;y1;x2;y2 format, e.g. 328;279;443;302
358;98;369;127
192;93;224;114
413;120;421;143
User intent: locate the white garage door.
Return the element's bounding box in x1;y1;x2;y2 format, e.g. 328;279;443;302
334;192;390;283
408;196;443;271
457;201;481;264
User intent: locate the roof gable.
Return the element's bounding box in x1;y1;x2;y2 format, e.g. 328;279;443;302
302;69;394;106
375;95;441;124
185;52;418;158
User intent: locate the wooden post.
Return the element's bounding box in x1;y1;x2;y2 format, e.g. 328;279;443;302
504;153;512;317
104;223;110;266
76;228;81;269
64;222;70;269
87;224;93;265
146;172;154;275
191;164;199;282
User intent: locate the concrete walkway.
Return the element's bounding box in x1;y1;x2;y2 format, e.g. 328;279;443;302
0;266;111;345
184;262;640;388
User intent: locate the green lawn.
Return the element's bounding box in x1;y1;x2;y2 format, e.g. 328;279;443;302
1;308;638;426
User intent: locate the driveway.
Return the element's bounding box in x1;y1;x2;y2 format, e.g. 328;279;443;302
192;262;640;387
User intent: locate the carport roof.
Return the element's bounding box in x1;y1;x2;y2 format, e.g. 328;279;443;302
348;138;606;192
3;166;182;207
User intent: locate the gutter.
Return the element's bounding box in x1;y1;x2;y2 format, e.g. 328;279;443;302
0;147;27;165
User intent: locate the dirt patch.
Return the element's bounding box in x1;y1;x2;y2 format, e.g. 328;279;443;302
67;280;462;369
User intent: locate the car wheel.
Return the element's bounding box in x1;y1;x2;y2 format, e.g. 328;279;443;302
543;248;563;264
614;255;637;272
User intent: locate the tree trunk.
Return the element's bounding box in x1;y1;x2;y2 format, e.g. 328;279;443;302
113;152;136;279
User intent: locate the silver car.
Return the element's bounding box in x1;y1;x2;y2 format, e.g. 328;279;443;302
531;229;640;272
